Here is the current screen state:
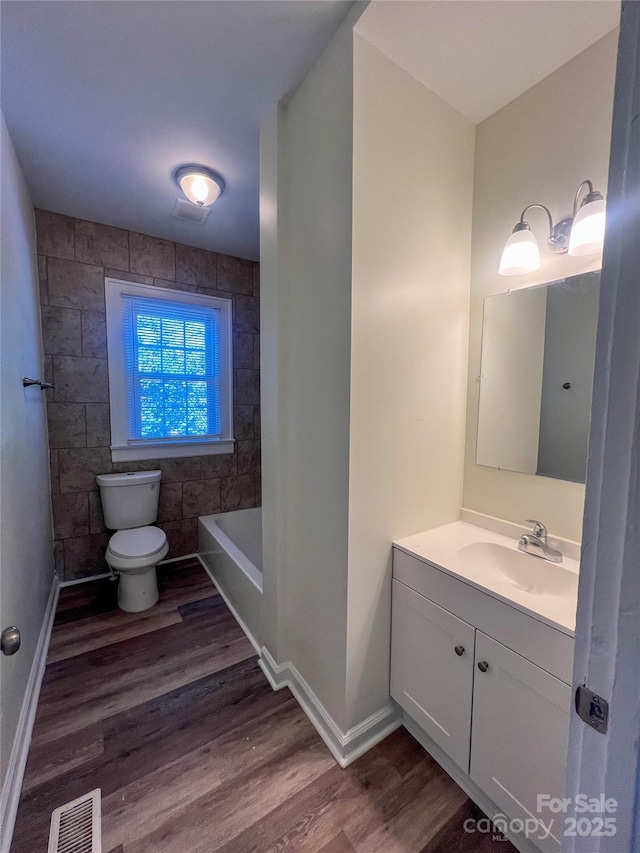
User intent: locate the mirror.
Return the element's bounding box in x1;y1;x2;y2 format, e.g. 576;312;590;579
476;271;600;484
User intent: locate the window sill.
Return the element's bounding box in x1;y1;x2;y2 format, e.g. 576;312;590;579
110;438;235;463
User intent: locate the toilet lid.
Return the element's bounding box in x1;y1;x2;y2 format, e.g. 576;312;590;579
109;526;167;559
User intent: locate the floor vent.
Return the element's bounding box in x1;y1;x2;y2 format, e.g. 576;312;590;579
48;789;101;853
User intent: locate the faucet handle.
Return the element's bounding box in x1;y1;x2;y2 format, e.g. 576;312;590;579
525;519;547;540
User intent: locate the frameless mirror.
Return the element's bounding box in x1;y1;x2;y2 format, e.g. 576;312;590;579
476;271;600;484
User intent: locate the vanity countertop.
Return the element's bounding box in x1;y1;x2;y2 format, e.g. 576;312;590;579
394;519;579;636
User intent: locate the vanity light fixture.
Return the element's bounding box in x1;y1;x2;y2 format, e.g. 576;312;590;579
498;180;606;275
568;181;606;256
174;165;225;208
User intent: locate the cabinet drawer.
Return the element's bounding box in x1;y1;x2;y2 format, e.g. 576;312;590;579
393;548;574;683
391;579;475;771
471;631;571;853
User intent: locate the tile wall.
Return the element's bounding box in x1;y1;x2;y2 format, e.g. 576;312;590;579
36;210;261;580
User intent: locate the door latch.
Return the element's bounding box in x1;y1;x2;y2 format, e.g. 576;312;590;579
575;684;609;734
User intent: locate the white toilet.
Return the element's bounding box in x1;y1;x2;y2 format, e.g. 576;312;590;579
96;470;169;612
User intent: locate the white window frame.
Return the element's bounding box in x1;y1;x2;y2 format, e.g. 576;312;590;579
105;277;234;462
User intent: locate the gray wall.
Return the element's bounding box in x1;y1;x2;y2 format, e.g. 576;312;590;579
537;275;599;483
0;115;54;801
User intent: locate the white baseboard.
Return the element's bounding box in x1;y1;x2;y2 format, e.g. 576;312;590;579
259;647;402;769
58;553;201;588
196;554;261;655
0;577;59;853
403;715;542;853
58;572;111;587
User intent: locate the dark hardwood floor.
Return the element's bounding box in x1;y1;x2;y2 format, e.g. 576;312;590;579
11;562;515;852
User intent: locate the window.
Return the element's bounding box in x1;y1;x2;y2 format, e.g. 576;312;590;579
105;278;233;461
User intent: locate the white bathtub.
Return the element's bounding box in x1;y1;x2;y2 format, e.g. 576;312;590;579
198;508;262;646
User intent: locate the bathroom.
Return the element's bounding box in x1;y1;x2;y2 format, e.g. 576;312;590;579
1;2;638;852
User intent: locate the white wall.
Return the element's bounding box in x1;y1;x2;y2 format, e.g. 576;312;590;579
259;106;286;660
463;31;618;541
347;36;475;728
0;115;54;789
263;8;359;730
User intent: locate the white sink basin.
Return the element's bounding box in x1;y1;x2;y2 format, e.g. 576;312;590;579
394;518;581;634
458;541;578;598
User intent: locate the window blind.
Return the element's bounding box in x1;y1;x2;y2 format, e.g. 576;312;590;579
121;294;221;443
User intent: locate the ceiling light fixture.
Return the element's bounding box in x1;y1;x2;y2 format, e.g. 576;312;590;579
499;180;606;275
174;165;225;208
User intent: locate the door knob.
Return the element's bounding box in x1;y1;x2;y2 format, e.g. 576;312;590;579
454;645;465;656
1;626;21;656
477;660;489;673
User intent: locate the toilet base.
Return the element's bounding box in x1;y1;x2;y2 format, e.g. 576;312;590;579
118;567;159;612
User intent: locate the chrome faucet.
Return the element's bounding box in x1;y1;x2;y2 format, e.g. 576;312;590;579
518;519;563;563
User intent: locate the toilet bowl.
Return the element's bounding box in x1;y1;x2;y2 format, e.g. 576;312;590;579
96;470;168;613
106;525;169;612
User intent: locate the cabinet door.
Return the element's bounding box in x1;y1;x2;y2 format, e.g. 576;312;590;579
470;631;571;853
391;579;475;771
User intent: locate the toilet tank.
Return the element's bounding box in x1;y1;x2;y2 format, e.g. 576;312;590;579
96;470;162;529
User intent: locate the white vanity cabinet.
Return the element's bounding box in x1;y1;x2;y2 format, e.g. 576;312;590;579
391;545;575;853
390;580;475;770
470;631;571;853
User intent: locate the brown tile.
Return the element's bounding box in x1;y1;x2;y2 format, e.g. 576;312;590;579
54;540;64;577
235;369;260;405
48;258;105;313
130;232;176;279
201;453;237;479
237;440;260;476
59;447;112;493
217;253;253;295
105;268;153;285
161;518;198;558
49;449;60;495
233;332;254;368
253;334;260;370
75;220;129;269
252;262;260;297
53;492;89;539
175;243;216;288
158;457;203;482
234;406;255;440
234;295;260;333
35;209;75;260
111;459;163;475
182;479;221;517
88;491;107;533
157;482;183;523
53;356;108;403
47;402;86;449
41;306;82;356
81;311;107;358
38;255;48;305
254;406;261;440
86;403;111;447
63;533;110;580
220;475;255;512
153;278;199;294
43;355;55;402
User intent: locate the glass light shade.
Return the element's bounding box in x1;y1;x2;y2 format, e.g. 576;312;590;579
176;168;224;207
499;228;540;276
568;197;606;256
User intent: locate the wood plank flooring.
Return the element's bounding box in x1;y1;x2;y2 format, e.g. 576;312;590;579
11;561;515;852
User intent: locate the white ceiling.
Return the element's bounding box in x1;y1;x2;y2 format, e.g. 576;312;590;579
357;1;620;124
1;0;353;261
